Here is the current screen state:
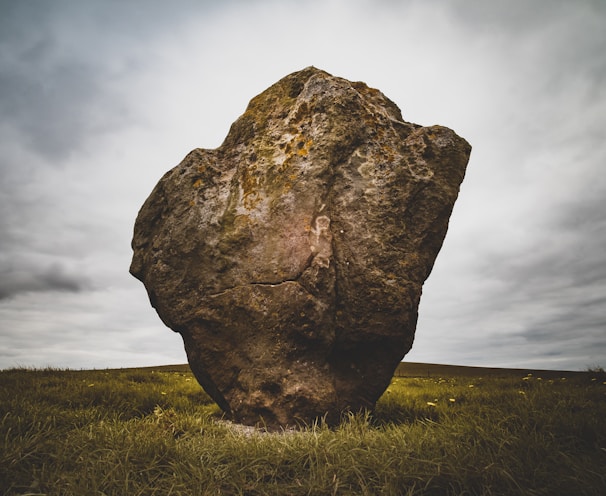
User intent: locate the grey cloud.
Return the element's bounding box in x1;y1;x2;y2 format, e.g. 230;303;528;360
0;0;223;161
466;200;606;366
0;53;121;160
0;6;129;160
553;186;606;243
0;261;89;300
445;0;603;34
1;0;605;370
513;323;606;369
446;0;606;95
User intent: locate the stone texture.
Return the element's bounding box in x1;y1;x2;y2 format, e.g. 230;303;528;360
130;67;471;429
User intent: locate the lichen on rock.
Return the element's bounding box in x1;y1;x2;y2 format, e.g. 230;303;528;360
130;67;471;429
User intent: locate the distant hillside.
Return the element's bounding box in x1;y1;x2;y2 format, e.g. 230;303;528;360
123;362;588;379
395;361;588;379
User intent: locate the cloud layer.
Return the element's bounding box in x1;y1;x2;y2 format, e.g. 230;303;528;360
1;0;605;370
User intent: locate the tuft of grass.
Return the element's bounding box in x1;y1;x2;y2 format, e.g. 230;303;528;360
1;366;605;495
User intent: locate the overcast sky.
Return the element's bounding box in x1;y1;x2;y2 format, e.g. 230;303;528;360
1;0;604;371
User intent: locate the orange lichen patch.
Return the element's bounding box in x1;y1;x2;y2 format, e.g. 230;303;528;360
240;161;260;192
193;178;203;188
379;144;397;164
286;140;295;153
239;166;264;210
351;81;381;97
233;214;253;229
296;138;313;157
242;190;262;210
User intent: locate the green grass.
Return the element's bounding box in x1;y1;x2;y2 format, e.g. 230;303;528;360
1;365;605;495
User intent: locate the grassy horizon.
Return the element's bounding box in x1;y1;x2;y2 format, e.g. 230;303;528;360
1;363;605;495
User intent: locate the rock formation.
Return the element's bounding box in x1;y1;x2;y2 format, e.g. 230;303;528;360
130;67;471;429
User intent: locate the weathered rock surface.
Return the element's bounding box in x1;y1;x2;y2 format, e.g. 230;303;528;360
130;67;471;429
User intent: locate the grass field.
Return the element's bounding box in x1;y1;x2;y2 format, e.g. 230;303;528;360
1;363;605;495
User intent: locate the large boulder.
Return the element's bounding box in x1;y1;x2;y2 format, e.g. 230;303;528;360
130;67;471;429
